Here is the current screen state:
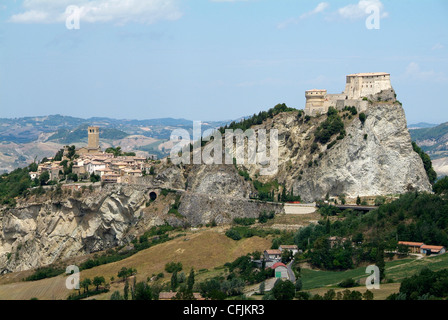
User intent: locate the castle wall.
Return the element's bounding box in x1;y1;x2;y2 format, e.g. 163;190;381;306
344;73;391;99
305;73;393;116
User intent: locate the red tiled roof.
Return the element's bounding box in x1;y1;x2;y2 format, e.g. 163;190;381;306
271;262;287;269
398;241;424;247
280;245;298;249
421;245;445;252
265;249;281;255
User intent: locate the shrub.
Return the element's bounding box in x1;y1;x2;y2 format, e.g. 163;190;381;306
359;113;367;125
225;229;242;241
258;211;275;224
165;262;183;274
233;217;256;226
338;278;358;288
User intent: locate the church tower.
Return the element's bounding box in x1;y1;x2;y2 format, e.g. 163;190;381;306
88;126;100;150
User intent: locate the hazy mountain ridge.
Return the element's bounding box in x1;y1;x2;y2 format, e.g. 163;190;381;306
0;115;232;172
410;122;448;177
409;122;448;155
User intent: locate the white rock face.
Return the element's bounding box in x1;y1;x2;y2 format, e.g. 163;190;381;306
0;185;150;273
293;102;432;202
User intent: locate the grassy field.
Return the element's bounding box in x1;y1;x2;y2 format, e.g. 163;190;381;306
2;220;448;300
299;253;448;299
0;229;271;300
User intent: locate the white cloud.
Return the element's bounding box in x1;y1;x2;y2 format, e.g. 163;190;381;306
337;0;388;20
300;2;329;19
9;0;183;25
277;2;329;29
404;62;447;83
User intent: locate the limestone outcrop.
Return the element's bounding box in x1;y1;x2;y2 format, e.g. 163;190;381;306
0;185;152;273
0;93;433;273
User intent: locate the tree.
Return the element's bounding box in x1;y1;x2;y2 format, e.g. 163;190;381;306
323;289;336;300
124;279;129;300
110;291;123;300
28;162;38;172
106;147;123;158
39;171;50;186
118;267;135;282
133;282;152;300
178;272;186;284
171;270;178;291
359;113;367;125
187;269;195;292
433;176;448;194
80;278;91;294
93;276;105;291
174;284;195;300
363;290;374;300
90;174;101;183
165;262;183;273
67;145;76;160
259;282;265;295
295;278;302;292
272;280;295;300
356;196;361;206
281;249;293;263
375;246;386;281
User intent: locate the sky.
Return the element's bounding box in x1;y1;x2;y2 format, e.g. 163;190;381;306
0;0;447;124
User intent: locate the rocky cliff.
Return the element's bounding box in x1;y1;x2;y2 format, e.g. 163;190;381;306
239;99;432;202
0;95;433;273
0;184;155;273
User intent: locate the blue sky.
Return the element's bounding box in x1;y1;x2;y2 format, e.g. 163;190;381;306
0;0;447;124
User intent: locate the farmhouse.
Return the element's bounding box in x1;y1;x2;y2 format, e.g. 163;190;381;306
279;245;299;256
420;245;446;256
398;241;425;254
271;262;289;280
264;249;281;262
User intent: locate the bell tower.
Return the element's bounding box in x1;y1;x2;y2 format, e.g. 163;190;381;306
88;126;100;149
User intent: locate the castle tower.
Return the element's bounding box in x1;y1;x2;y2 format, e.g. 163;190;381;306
305;89;327;116
88;126;100;150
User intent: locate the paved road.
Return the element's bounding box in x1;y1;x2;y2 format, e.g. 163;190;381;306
286;260;296;283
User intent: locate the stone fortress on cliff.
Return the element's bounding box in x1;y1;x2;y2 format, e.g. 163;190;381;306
305;72;396;116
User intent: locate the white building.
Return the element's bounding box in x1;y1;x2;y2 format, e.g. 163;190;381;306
86;161;106;175
279;245;299;256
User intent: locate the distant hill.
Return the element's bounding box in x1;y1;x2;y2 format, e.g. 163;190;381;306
408;122;439;129
0;114;234;172
410;122;448;157
48;124;129;144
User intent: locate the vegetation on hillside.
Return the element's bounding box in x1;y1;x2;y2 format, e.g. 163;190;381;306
314;107;345;145
294;192;448;273
48;125;129;144
412;141;437;184
388;268;448;300
219;103;299;133
0;163;41;207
